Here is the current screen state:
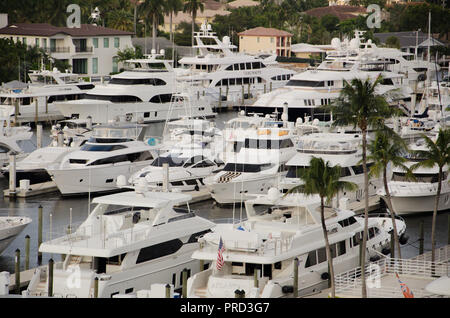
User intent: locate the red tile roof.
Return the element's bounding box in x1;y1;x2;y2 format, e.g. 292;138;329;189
0;23;134;37
305;5;367;21
238;27;293;37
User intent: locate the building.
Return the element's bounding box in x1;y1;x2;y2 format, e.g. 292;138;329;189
374;31;446;56
237;27;293;57
291;43;325;59
304;5;367;21
0;19;134;77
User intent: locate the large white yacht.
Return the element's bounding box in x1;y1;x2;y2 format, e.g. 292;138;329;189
204;123;297;205
176;23;296;108
187;189;407;298
2;119;92;185
280;132;382;203
54;52;215;124
26;190;215;298
0;68;94;123
0;216;32;255
46;123;158;196
378;133;450;215
244;32;416;121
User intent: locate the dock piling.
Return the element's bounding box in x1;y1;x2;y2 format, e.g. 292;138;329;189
8;151;17;197
36;124;43;149
419;220;424;255
390;231;395;259
25;235;30;270
182;268;188;298
293;257;299;298
38;205;43;265
48;258;54;297
165;284;171;298
15;249;20;294
94;277;99;298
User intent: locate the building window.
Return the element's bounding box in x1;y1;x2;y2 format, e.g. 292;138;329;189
114;37;120;48
43;38;47;48
112;56;118;73
92;57;98;74
104;38;109;48
257;37;260;43
270;37;274;43
22;37;26;45
93;38;98;48
35;38;39;47
73;58;88;74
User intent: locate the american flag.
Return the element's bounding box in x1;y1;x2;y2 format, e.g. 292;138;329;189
216;237;225;271
395;272;414;298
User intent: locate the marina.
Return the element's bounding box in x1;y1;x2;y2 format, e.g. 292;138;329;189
0;1;449;304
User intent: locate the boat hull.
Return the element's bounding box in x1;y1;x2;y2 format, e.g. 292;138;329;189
0;217;32;255
383;192;450;215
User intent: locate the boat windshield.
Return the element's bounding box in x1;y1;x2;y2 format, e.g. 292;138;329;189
151;155;188;167
93;127;141;139
223;163;272;173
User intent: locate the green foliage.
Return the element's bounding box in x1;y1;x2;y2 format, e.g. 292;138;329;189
0;38;69;83
385;36;400;49
116;46;143;63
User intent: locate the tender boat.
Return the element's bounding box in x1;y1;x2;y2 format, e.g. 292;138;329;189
0;216;32;255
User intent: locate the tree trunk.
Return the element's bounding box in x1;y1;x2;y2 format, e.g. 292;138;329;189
152;14;157;52
320;196;335;297
431;166;442;263
192;12;196;48
170;12;173;44
134;5;137;36
360;127;368;298
383;166;402;259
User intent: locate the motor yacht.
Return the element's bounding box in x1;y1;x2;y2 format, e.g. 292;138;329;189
176;23;296;109
26;189;215;298
54;52;214;124
187;189;407;298
0;216;32;255
46;123;158;196
2;119;92;185
378;133;450;215
204;123;297;205
280;132;383;203
0;68;94;123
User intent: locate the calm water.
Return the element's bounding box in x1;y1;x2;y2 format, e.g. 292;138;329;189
0;110;449;273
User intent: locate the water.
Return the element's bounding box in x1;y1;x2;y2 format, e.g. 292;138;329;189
0;110;449;274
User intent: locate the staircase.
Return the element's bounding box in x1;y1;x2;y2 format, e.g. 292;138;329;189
218;172;241;183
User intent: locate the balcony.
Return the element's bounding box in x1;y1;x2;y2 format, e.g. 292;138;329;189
75;46;93;53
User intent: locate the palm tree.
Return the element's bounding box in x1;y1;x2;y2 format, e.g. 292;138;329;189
323;75;399;298
108;9;134;31
183;0;205;47
141;0;167;51
287;157;357;298
167;0;184;44
366;130;413;259
410;129;450;263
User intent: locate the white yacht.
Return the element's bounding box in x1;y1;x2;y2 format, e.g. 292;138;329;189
26;190;215;298
280;133;382;203
187;190;407;298
0;110;33;167
0;68;94;123
0;216;32;255
46;123;158;196
128;142;222;192
2;119;92;185
176;23;296;108
204;124;297;205
54;52;214;124
378;134;450;215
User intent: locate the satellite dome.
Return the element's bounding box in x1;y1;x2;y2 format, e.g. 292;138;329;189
223;36;230;45
331;38;341;49
267;187;280;202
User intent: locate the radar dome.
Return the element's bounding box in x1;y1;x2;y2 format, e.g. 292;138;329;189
349;38;359;50
267;187;280;202
116;175;127;187
223;36;230;45
331;38;341;49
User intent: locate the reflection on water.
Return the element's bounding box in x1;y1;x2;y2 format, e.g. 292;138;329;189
0;111;449;274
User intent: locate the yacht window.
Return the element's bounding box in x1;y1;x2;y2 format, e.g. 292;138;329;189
369;227;376;239
171;181;184;186
151;155;187;167
240;63;245;70
187;229;211;243
88;154;130;166
69;159;88;164
149;94;172;103
392;172;446;183
223;163;262;173
109;78;166;86
136;239;184;264
192;160;215;168
286;80;325;87
183;156;204;168
381;78;394;86
233;64;239;71
87;137;133;143
83;94;142;103
236;78;242;85
317;247;327;263
352;232;363;246
286;165;307;178
246;62;252;70
305;250;317;268
0;145;11;153
81;144;127;152
330;244;337;258
244;139;288;149
338;241;346;256
252;62;261;69
341;167;351;177
225;65;233;71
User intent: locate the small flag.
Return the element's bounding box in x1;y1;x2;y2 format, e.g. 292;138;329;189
216;237;225;271
395;272;414;298
237;225;245;231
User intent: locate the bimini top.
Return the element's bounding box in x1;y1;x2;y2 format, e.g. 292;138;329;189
92;191;192;209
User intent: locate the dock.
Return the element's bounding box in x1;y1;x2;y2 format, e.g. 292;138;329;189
3;181;59;198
